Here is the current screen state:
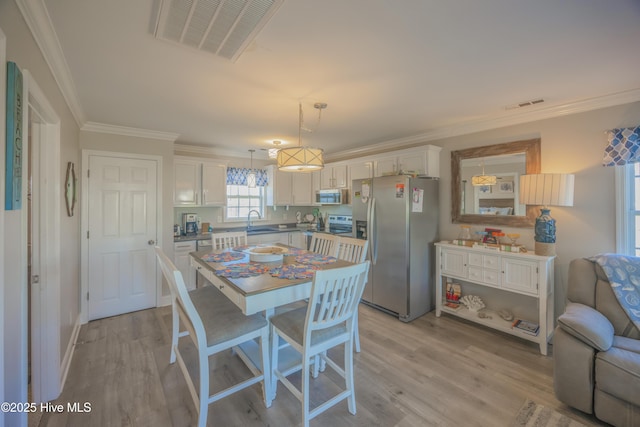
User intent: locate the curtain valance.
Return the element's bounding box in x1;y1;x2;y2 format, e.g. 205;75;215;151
603;126;640;166
226;167;268;186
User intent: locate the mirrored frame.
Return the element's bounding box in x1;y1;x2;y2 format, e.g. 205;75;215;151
451;138;541;227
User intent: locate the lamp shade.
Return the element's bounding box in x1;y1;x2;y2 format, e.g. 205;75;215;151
277;146;324;172
519;174;574;207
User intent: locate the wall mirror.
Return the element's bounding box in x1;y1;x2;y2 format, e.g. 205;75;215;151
451;138;540;227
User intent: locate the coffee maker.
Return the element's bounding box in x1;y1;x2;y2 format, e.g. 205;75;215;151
182;213;198;236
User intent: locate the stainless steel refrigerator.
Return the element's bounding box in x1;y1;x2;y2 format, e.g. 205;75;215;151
352;175;439;322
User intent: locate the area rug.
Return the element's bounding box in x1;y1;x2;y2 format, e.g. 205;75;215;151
512;399;586;427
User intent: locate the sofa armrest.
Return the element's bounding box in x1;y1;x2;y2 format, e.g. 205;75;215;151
558;302;614;351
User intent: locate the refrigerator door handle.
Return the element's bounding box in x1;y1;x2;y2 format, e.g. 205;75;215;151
371;197;377;264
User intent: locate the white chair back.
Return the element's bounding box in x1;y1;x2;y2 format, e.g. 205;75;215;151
305;261;370;341
336;236;369;263
210;231;248;249
309;232;340;257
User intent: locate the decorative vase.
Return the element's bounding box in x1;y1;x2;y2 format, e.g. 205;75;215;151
534;208;556;256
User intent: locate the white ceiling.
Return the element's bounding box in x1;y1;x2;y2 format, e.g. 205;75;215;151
30;0;640;158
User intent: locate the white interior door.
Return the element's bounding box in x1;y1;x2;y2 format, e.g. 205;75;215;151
88;155;158;320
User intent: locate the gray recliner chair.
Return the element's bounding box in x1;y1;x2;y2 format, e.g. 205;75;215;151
554;258;640;426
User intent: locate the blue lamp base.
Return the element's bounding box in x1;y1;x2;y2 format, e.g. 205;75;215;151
534;208;556;256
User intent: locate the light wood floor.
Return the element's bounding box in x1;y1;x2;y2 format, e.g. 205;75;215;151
37;304;605;427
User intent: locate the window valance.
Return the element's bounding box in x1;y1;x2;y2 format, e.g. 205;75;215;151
603;126;640;166
226;167;268;186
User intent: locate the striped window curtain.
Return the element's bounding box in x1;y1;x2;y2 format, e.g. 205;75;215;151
603;126;640;166
226;167;268;186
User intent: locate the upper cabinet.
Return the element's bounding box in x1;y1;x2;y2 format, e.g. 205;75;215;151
373;146;441;178
266;165;313;206
320;163;348;189
349;161;373;182
174;157;227;206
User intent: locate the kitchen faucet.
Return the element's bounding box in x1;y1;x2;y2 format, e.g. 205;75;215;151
247;209;261;230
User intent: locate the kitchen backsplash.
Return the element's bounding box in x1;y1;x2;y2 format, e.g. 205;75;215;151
174;205;351;231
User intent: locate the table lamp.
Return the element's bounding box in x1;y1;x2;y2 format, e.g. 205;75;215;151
519;173;575;256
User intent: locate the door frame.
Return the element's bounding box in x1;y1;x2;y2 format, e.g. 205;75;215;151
80;150;163;324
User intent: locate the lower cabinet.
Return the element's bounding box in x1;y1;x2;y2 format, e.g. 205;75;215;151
247;231;305;248
435;242;555;355
174;241;196;290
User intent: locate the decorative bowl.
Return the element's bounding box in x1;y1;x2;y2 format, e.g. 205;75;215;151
246;246;288;262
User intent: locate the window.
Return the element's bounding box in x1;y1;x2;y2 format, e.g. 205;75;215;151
226;184;265;220
617;164;640;255
224;166;268;221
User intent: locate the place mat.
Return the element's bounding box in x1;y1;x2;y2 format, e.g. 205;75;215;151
295;253;337;265
214;263;270;278
270;264;319;280
201;251;246;263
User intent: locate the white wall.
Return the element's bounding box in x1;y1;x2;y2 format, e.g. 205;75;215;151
0;2;81;425
437;101;640;316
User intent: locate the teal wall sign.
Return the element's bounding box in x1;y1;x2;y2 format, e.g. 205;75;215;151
5;61;23;210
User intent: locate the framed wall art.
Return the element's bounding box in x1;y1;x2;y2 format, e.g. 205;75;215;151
5;61;23;210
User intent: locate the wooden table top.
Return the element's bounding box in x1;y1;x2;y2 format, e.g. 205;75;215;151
189;244;353;298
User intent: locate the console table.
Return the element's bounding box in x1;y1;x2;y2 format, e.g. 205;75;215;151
434;242;555;355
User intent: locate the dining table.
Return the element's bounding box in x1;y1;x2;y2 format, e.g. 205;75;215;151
188;243;354;399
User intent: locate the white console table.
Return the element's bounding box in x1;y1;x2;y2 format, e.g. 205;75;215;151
435;242;555;355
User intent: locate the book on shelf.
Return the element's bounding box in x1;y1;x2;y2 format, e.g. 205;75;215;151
444;302;462;310
512;319;539;336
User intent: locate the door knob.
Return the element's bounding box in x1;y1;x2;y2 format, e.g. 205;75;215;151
148;240;156;245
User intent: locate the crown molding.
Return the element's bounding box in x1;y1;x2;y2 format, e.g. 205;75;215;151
16;0;86;127
82;122;179;142
174;143;267;159
326;88;640;162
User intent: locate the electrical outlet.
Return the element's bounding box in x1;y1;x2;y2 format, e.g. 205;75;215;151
283;213;288;220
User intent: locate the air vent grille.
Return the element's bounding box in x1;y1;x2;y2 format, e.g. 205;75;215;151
155;0;283;62
505;98;545;110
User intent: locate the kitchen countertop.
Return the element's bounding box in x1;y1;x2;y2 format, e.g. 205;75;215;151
174;223;318;242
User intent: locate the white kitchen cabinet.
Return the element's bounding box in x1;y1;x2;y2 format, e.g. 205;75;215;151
174;241;196;290
349;161;373;182
311;171;321;205
247;231;305;248
266;165;312;206
435;242;554;355
373;146;441;178
320;163;348;189
174;157;227;206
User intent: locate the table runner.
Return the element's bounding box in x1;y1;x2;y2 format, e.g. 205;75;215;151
295;253;337;265
214;263;270;278
201;251;246;263
270;264;319;279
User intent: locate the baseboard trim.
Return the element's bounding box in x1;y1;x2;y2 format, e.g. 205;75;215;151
60;314;81;391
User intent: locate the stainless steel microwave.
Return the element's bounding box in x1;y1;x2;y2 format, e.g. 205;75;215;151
315;189;349;205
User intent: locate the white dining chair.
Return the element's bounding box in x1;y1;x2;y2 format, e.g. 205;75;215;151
155;247;271;427
309;232;340;257
336;236;369;353
270;261;370;427
206;230;248;249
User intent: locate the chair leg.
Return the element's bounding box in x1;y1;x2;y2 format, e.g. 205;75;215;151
197;352;210;427
170;302;179;364
260;329;272;408
354;311;361;353
345;338;356;415
302;351;311;427
270;326;279;401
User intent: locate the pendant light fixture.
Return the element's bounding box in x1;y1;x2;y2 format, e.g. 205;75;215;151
247;149;257;188
471;158;497;186
268;140;281;159
277;103;325;172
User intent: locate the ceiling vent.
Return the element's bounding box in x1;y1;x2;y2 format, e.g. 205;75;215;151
505;98;545;110
154;0;284;62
